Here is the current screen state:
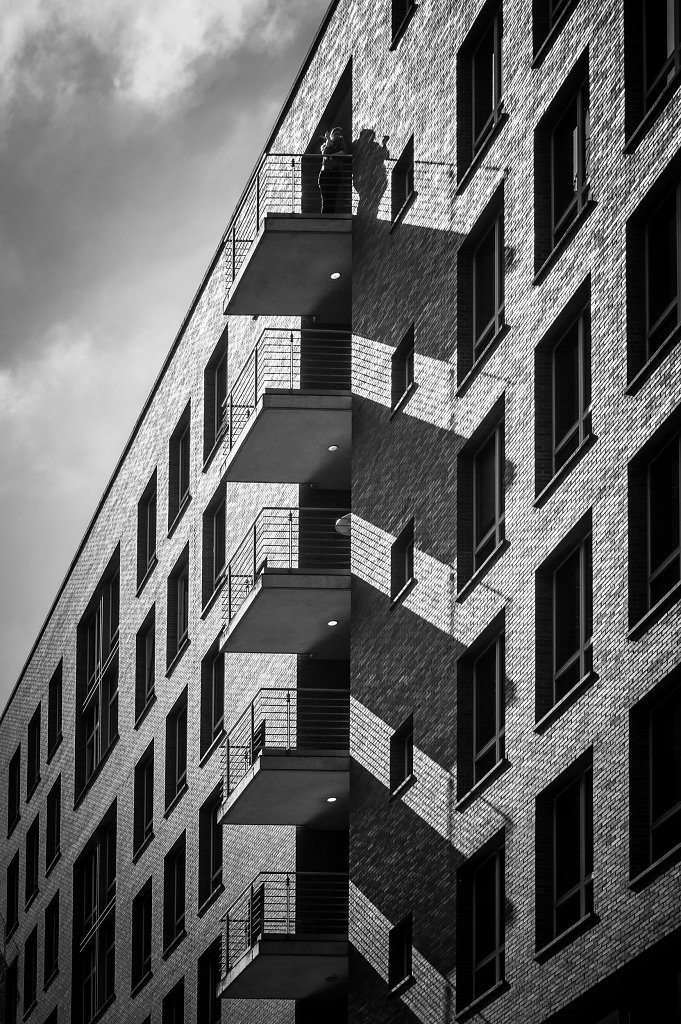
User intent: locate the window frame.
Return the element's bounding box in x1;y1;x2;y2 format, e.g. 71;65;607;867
48;662;63;760
131;879;153;993
388;913;413;992
473;634;505;787
473;210;505;361
197;938;222;1024
8;745;21;837
470;842;505;1004
168;403;191;530
167;546;190;670
390;519;415;602
391;136;416;225
389;715;414;796
552;532;593;705
133;742;154;857
6;851;19;938
135;607;156;723
198;786;223;910
390;0;418;50
163;832;186;954
46;775;62;872
165;690;188;812
44;890;60;986
27;703;41;800
137;471;158;589
24;925;38;1016
471;6;503;159
200;647;225;759
25;813;40;908
643;0;681;113
645;183;681;363
550;77;591;252
390;324;416;412
473;419;505;572
74;808;117;1024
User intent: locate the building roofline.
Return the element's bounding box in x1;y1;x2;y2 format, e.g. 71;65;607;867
0;0;340;727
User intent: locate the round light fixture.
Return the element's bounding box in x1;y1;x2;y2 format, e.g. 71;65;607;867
328;444;339;452
327;619;338;627
326;796;337;803
330;271;341;280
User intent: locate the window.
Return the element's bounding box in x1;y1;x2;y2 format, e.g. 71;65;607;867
137;471;157;588
46;775;61;872
165;690;188;811
200;647;225;759
536;753;593;951
630;671;681;879
163;832;186;954
391;136;415;224
76;555;120;796
457;834;505;1011
457;628;505;801
6;851;19;937
135;607;156;723
24;926;38;1016
199;786;223;910
390;519;415;601
197;938;222;1024
457;0;503;179
204;336;228;460
73;810;116;1024
388;914;413;991
5;957;18;1024
390;0;417;48
131;880;152;993
167;546;190;668
169;403;191;529
45;891;60;985
532;0;578;60
535;56;591;271
391;325;415;411
202;491;226;605
389;715;414;795
48;662;63;759
628;421;681;629
27;703;41;799
26;814;39;908
625;0;681;141
162;978;184;1024
134;742;154;856
8;745;20;836
457;406;506;593
457;189;505;382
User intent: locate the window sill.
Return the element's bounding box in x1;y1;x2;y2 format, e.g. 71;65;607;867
531;0;580;68
535;911;599;963
162;928;187;961
456;979;510;1021
74;734;120;810
534;671;598;734
628;579;681;641
456;538;509;603
164;782;188;820
136;555;158;598
45;850;61;879
87;993;115;1024
389;773;417;802
199;731;226;769
456;758;510;812
389;577;417;609
201;576;226;620
198;882;225;919
456;111;509;195
7;815;20;840
389;381;417;419
134;692;156;730
47;734;63;765
44;967;59;993
534;432;597;508
630;839;681;891
624;70;681;153
23;999;37;1021
626;322;681;396
131;970;153;999
203;425;228;473
26;776;40;804
389;2;418;51
5;920;18;942
132;831;155;865
456;322;510;397
167;493;191;540
389;190;418;233
388;974;416;997
25;888;39;912
166;635;190;678
533;198;597;286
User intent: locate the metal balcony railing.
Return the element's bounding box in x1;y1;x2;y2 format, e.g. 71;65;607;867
222;506;350;623
220;686;350;795
223;327;351;454
222;871;349;974
224;152;353;287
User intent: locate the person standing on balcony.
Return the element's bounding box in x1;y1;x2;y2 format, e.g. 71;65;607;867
319;127;348;213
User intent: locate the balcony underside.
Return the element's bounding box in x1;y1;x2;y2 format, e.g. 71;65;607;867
221;571;350;657
224;215;352;318
224;391;351;488
220;751;350;827
218;937;349;1000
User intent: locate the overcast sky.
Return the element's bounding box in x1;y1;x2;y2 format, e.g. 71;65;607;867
0;0;330;714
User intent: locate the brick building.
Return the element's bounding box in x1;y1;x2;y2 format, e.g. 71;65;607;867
1;0;681;1023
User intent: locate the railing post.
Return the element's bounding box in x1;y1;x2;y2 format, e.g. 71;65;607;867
228;566;232;621
249;882;254;945
289;331;294;390
229;391;233;448
250;700;256;766
290;157;296;213
288;510;293;571
286;874;291;934
253;520;258;585
287;690;291;749
256;164;261;228
254;341;259;405
231;227;236;283
226;735;231;794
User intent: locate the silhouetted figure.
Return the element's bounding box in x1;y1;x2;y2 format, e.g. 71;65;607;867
351;128;390;220
319;127;348;213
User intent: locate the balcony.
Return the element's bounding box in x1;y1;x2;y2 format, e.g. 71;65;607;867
220;327;351;488
220;507;351;657
218;871;349;1001
223;153;352;318
219;686;349;827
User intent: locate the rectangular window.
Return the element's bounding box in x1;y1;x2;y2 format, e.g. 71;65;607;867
197;938;222;1024
73;811;116;1024
645;183;681;362
472;634;505;787
6;852;19;937
200;647;224;758
163;832;186;954
391;0;417;48
390;519;415;601
203;494;226;604
24;926;38;1016
137;471;157;588
533;0;578;59
457;0;503;178
473;420;505;571
165;690;188;811
643;0;681;112
199;786;223;910
388;914;413;991
8;745;20;836
389;715;414;795
167;547;190;668
45;891;60;985
48;662;63;759
204;338;228;460
169;404;191;529
135;607;156;723
46;775;62;872
163;978;184;1024
26;813;39;908
391;325;415;411
456;834;505;1011
133;743;154;856
27;703;41;799
4;958;18;1024
474;210;505;361
391;136;415;223
131;880;152;992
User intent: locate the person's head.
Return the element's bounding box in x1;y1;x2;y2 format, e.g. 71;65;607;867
330;127;343;140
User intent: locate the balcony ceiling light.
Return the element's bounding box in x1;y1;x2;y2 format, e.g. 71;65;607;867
326;796;338;803
330;271;341;279
327;619;338;627
328;444;339;451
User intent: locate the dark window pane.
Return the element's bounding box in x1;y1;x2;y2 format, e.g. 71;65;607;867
473;854;497;965
645;0;677;105
475;433;497;553
649;438;680;588
647;192;678;348
552;99;578;228
651;689;681;824
554;777;582;899
473;24;495;144
554;547;581;673
553;322;580;462
474;225;497;343
474;643;498;765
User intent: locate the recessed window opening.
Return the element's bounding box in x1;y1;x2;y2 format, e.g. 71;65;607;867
643;0;681;112
391;136;415;223
552;308;591;474
645;184;681;359
552;766;593;937
472;8;503;156
473;420;505;570
472;845;504;999
391;519;415;600
553;534;593;703
391;325;415;409
551;79;591;249
388;914;413;990
473;211;505;360
648;433;681;607
390;715;414;794
473;636;505;784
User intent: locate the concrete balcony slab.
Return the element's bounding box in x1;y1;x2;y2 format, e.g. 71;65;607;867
218;936;349;1000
